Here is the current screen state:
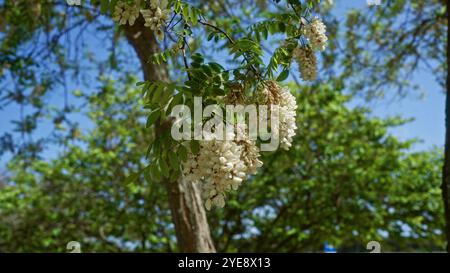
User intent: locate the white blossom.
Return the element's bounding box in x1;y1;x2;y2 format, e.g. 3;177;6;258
260;81;298;150
112;1;140;26
140;0;171;40
293;46;317;81
182;125;262;210
278;87;298;150
303;17;328;52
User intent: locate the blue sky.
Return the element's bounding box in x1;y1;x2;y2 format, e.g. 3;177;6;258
332;0;445;151
360;71;444;151
0;0;445;169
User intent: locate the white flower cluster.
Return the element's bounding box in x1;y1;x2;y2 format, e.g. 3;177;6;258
182;125;263;210
290;17;327;82
182;82;297;210
262;81;298;150
292;46;317;81
278;87;298;150
111;0;170;40
112;1;140;26
140;0;171;39
303;17;328;52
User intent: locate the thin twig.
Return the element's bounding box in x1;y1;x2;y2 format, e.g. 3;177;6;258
181;26;191;81
198;20;235;44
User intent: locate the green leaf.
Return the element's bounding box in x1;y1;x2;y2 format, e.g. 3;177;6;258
189;7;198;25
209;62;224;73
152;84;165;104
125;170;140;184
169;169;180;181
151;161;161;181
168;151;179;170
146;142;153;159
207;32;215;41
100;0;110;14
182;5;190;21
263;26;269;40
178;145;188;161
190;140;200;155
146;110;160;128
143;166;152;183
279;22;286;32
276;70;290;82
159;158;170;178
191;53;204;64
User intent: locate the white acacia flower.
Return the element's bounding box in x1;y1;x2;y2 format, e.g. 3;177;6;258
278;87;298;150
112;1;140;26
182;125;262;210
293;46;317;82
260;81;298;150
303;17;328;52
140;0;171;39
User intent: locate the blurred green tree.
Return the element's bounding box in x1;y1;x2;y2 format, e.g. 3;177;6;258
0;0;447;252
0;79;444;252
210;83;445;252
320;0;449;249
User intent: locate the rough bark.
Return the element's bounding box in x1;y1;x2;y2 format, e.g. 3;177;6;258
123;17;216;253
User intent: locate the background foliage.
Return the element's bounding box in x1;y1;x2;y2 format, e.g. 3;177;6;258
0;0;447;252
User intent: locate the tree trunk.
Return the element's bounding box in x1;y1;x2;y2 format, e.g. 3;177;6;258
442;0;450;253
123;18;216;253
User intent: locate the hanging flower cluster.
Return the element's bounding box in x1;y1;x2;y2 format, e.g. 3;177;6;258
291;17;328;81
181;81;298;210
303;17;328;52
112;0;169;39
112;1;140;26
260;81;298;150
182;124;263;210
292;46;317;81
278;86;298;150
140;0;171;39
